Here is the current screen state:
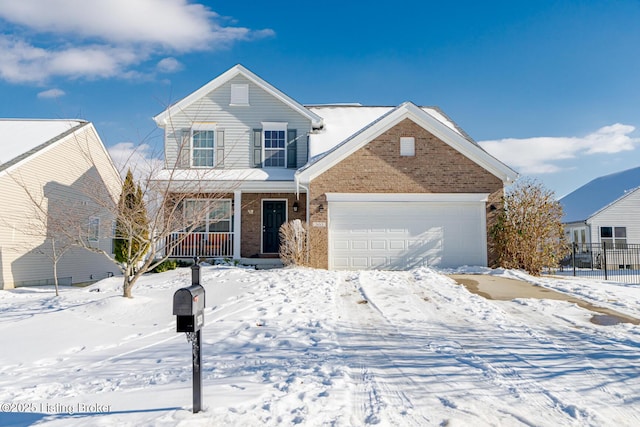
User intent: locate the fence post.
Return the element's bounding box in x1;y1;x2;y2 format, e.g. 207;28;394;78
603;241;608;280
572;242;577;277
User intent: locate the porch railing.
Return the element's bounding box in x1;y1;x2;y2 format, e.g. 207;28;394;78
166;232;234;258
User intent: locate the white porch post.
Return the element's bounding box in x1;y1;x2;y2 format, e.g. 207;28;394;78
233;190;242;260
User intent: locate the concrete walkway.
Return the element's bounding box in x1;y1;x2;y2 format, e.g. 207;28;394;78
449;274;640;326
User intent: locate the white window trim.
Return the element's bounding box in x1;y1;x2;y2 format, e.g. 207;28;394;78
184;199;233;232
600;226;627;249
400;137;415;156
230;83;249;106
261;122;288;168
191;122;217;168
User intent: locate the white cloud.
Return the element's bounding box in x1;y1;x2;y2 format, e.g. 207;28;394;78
108;142;164;180
479;124;640;175
0;0;273;83
37;88;65;99
156;57;183;73
0;37;144;83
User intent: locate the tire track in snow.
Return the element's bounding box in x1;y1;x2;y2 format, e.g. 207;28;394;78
337;271;434;426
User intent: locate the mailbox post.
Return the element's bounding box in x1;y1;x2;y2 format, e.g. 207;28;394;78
173;262;204;413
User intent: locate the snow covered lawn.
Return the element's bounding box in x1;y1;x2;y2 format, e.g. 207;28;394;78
1;266;639;426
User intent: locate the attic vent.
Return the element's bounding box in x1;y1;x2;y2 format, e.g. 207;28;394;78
400;137;415;157
230;84;249;106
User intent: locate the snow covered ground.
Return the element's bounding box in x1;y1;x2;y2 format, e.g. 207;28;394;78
1;265;639;426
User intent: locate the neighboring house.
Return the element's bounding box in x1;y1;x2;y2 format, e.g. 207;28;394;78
0;119;121;289
560;166;640;251
152;64;518;270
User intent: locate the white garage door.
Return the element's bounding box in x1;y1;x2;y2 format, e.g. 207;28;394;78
328;200;487;270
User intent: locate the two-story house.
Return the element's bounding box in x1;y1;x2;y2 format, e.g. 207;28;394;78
152;65;517;270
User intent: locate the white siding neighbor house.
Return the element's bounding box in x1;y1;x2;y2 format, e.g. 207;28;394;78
0;120;121;289
560;166;640;249
152;64;517;270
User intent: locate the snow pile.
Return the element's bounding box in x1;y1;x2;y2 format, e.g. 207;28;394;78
1;266;639;426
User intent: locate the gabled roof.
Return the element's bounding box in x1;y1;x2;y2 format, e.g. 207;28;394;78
296;101;518;185
153;64;323;128
560;166;640;223
305;105;475;158
0;119;87;175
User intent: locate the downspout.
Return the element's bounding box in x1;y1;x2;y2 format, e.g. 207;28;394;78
296;177;311;264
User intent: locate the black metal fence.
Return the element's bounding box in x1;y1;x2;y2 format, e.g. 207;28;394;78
557;242;640;284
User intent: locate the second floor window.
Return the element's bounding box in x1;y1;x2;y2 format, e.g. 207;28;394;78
262;122;287;168
192;129;215;167
264;130;286;167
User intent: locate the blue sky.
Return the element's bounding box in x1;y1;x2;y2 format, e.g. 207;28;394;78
1;0;639;197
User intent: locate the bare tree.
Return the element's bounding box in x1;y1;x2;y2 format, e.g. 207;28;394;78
10;115;246;297
491;178;569;275
279;220;327;268
71;117;246;297
279;219;308;266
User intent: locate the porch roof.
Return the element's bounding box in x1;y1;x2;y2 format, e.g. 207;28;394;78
151;167;299;193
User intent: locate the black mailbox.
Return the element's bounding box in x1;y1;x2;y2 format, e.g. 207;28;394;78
173;284;205;332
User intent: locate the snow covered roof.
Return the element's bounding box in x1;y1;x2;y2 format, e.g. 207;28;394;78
153;167;297;192
306;104;471;158
298;102;518;185
560;166;640;223
0;119;87;171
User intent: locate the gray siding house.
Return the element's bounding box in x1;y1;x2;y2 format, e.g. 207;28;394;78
152;65;517;269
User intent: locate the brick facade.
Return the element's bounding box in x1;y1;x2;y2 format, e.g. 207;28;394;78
240;192;306;258
308;118;504;268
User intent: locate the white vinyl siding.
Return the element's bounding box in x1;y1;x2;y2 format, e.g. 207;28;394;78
588;189;640;246
0;124;120;288
163;75;311;169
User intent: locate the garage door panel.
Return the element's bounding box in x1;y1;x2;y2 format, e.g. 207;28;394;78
329;201;486;270
389;240;405;250
370;240;387;250
351;240;368;250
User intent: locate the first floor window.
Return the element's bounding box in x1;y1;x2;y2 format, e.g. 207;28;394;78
88;217;100;242
570;227;587;252
600;226;627;249
184;199;232;232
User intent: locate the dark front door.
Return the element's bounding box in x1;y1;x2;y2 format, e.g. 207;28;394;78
263;200;286;253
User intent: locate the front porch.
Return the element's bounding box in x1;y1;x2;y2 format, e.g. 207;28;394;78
164;190;307;261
